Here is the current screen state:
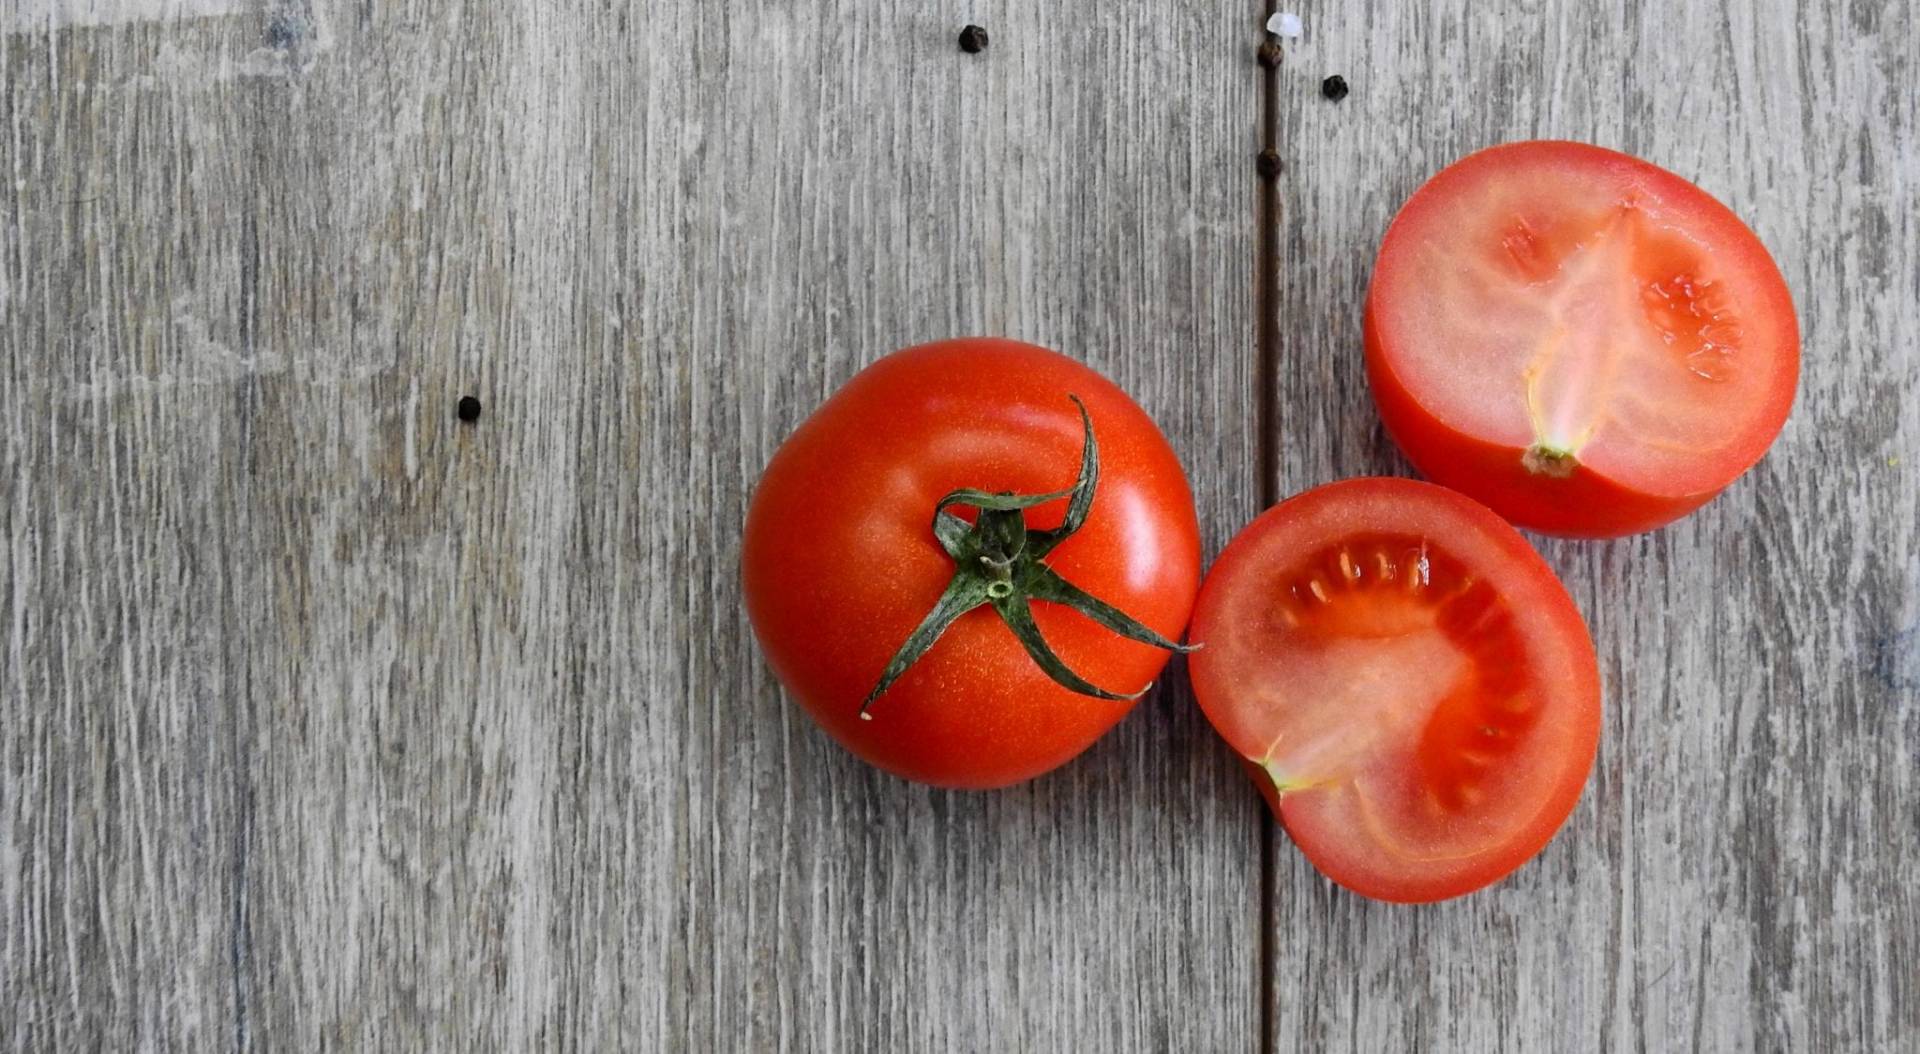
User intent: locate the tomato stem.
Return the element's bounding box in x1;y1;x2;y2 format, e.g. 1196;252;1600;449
1522;442;1579;478
858;395;1194;718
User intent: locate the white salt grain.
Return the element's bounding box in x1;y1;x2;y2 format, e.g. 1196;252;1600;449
1267;12;1302;38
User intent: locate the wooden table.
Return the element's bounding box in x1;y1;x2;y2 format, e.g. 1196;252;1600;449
5;2;1914;1049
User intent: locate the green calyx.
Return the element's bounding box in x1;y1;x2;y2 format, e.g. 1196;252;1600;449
860;395;1196;720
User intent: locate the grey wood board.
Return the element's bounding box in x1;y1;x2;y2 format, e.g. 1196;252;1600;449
6;0;1916;1051
1268;1;1917;1051
2;2;1266;1050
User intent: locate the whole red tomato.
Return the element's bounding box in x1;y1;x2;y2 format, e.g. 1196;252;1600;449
743;339;1201;788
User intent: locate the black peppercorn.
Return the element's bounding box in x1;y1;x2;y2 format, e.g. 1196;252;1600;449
1257;41;1282;69
1256;149;1282;179
958;25;989;53
1321;75;1349;102
456;396;482;423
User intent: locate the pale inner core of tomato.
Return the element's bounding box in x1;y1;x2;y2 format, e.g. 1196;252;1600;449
1402;185;1771;486
1240;533;1551;861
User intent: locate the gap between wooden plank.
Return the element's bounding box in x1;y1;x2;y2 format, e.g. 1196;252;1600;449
1254;5;1281;1054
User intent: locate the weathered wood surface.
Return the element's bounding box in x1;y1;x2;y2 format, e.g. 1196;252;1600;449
1270;1;1917;1051
2;0;1913;1051
2;2;1263;1050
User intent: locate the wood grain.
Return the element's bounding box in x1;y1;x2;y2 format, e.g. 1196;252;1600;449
6;0;1915;1050
1267;1;1918;1050
2;2;1266;1049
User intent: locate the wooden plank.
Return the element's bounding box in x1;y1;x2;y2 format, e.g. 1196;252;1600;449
643;6;1267;1049
2;3;1268;1048
1264;1;1918;1050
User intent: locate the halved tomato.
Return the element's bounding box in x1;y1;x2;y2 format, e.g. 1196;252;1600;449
1366;141;1799;536
1188;478;1600;902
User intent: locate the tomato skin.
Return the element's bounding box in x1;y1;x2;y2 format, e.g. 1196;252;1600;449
743;339;1201;789
1364;141;1800;538
1190;478;1601;902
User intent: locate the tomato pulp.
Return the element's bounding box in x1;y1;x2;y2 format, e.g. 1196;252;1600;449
743;339;1202;789
1366;141;1799;536
1189;478;1600;902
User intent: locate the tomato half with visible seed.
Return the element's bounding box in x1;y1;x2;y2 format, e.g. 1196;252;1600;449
1188;478;1600;902
1366;141;1799;537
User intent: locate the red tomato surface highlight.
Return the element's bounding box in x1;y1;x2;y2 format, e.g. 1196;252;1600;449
1189;478;1600;902
1366;141;1799;536
743;339;1202;789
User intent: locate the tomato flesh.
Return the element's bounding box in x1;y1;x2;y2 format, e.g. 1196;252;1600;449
1366;141;1799;536
1189;478;1600;902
